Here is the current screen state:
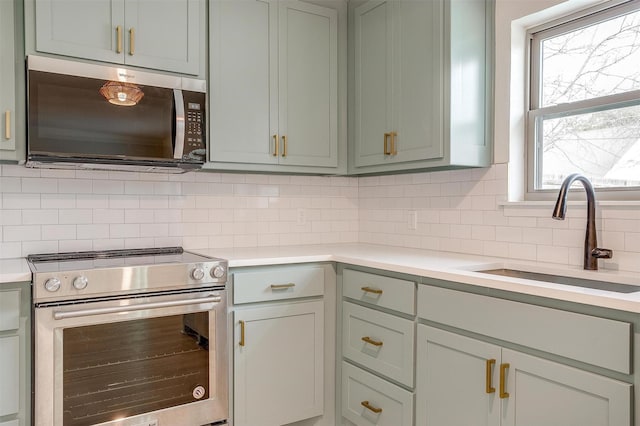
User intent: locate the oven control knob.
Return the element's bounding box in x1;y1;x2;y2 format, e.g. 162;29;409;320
73;276;88;290
211;265;226;279
191;267;205;281
44;278;61;292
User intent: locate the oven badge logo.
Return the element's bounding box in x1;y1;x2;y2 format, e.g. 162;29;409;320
193;385;206;400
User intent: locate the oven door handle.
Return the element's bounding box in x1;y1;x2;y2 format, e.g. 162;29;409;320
53;295;222;320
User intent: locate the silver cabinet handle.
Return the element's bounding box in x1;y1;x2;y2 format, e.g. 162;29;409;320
53;295;222;320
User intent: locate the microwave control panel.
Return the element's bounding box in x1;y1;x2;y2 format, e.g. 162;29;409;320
183;92;206;161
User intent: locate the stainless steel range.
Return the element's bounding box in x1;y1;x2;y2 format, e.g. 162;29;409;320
28;247;228;426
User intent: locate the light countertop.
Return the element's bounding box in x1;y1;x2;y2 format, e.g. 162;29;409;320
3;243;639;313
201;243;640;314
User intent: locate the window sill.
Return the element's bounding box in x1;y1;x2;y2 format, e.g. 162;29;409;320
498;200;640;209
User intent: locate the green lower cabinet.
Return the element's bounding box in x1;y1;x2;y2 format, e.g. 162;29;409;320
416;325;632;426
0;283;31;426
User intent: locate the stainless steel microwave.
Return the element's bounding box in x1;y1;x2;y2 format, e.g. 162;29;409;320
26;56;206;173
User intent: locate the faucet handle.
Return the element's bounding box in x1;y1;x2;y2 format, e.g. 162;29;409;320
591;248;613;259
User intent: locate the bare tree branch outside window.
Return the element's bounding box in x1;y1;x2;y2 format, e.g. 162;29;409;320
533;6;640;189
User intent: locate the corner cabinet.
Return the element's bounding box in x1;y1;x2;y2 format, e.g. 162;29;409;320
231;264;336;426
348;0;492;174
0;0;17;160
208;0;346;174
0;282;32;426
32;0;203;75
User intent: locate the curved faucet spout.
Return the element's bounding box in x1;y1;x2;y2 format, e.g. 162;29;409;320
551;173;611;270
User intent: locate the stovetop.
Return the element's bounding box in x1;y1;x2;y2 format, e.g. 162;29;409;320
29;247;228;304
28;247;215;273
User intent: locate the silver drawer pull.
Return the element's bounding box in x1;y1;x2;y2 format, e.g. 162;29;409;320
361;336;383;347
271;283;296;290
361;286;383;295
361;400;382;414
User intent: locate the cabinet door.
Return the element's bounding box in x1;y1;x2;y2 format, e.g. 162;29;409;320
209;0;279;165
124;0;200;74
35;0;125;63
0;336;19;417
234;301;324;426
416;325;500;426
394;0;443;163
502;349;632;426
0;0;16;153
353;0;393;167
278;1;338;167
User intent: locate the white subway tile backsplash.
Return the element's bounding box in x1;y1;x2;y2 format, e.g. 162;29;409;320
110;224;140;238
140;224;169;238
625;233;640;252
22;241;58;256
0;210;21;226
0;177;21;192
109;195;140;209
471;225;496;241
92;180;125;194
93;209;125;224
507;243;537;261
42;225;76;240
23;209;58;225
59;240;93;252
41;194;76;209
76;195;109;209
536;245;569;264
58;179;92;194
125;209;155;224
125;181;155;195
77;225;109;240
1;165;637;274
3;193;40;209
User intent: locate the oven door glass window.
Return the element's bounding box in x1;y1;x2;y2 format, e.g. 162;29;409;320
62;313;209;426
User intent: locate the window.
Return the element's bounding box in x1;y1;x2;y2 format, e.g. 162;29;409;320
527;0;640;197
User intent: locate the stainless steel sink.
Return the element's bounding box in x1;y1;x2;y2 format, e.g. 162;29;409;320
479;268;640;294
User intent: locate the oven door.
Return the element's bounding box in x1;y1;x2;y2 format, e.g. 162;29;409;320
34;289;228;426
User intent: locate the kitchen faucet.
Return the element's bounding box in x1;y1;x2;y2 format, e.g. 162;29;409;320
552;173;612;270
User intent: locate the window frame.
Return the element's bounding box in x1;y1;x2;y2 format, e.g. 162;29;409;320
526;0;640;201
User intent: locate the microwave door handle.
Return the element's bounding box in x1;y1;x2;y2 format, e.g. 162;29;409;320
52;295;222;320
173;89;185;159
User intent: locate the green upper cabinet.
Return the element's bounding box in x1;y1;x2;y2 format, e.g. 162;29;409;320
0;0;17;157
208;0;345;174
32;0;202;75
349;0;492;175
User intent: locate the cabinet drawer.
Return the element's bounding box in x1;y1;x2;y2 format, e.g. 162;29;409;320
343;301;414;387
418;285;632;374
0;420;18;426
343;269;415;315
233;265;324;304
342;361;413;426
0;290;20;332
